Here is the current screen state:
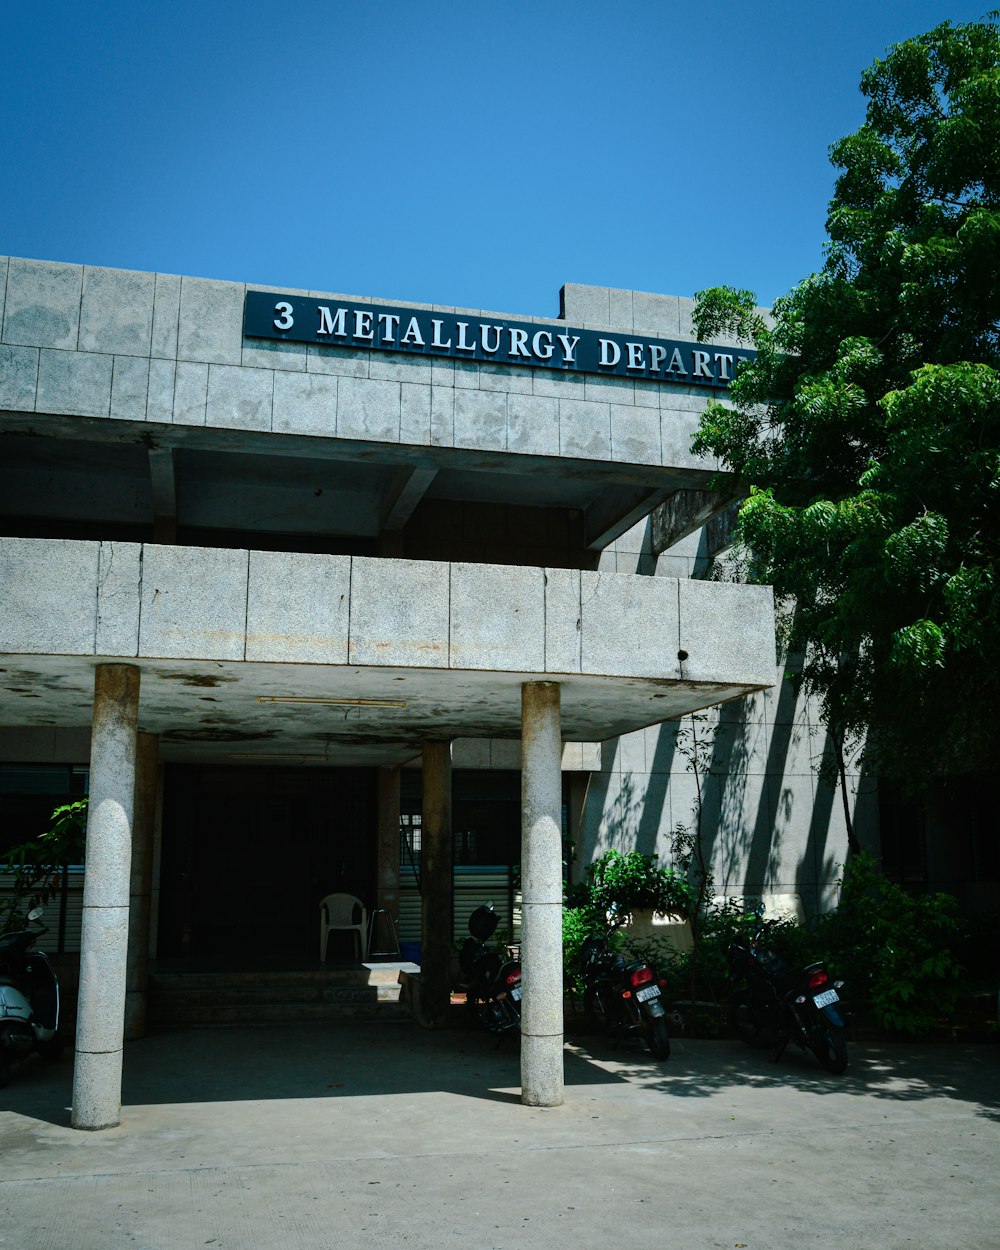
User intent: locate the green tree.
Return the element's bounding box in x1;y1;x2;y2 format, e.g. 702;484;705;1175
692;15;1000;819
1;799;87;934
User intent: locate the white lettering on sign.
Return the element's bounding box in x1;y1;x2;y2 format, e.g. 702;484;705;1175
480;324;502;354
509;328;530;358
248;292;750;387
401;316;425;346
378;313;400;344
692;349;713;379
316;306;347;337
626;342;645;370
556;333;580;364
431;319;452;349
665;347;687;376
532;330;554;360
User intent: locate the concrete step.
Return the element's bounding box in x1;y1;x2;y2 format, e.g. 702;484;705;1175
152;999;413;1027
148;963;417;1028
150;964;414;991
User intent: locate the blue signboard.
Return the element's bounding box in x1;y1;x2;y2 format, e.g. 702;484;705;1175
243;290;751;388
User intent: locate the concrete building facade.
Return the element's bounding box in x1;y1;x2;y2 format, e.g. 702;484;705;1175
0;256;866;1127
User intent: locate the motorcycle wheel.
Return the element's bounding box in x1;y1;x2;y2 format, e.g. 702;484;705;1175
583;986;610;1032
810;1024;848;1074
729;991;772;1049
466;992;493;1032
645;1016;670;1060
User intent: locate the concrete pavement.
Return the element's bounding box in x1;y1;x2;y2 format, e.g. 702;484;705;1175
1;1022;998;1249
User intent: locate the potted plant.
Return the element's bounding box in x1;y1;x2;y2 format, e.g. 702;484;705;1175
585;850;695;945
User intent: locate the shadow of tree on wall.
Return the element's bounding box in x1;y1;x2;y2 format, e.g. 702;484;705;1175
581;670;858;916
633;718;678;856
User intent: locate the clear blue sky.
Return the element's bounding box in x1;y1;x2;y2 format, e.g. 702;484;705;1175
1;2;990;317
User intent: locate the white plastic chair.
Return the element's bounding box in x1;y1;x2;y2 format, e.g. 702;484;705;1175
319;893;368;962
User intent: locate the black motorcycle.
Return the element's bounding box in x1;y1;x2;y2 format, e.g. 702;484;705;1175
459;904;522;1036
0;907;63;1087
727;911;848;1074
578;930;671;1060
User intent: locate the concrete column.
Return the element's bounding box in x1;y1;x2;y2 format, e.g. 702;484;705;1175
72;664;140;1131
420;741;452;1026
148;761;164;960
566;773;589;889
375;765;401;952
520;681;564;1107
124;732;158;1040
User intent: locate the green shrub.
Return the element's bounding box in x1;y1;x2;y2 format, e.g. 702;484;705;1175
564;847;970;1038
584;850;695;920
817;851;967;1034
562;903;617;993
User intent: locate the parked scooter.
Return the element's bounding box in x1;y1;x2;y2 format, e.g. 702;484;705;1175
727;908;848;1074
0;907;63;1087
459;904;522;1036
578;925;671;1060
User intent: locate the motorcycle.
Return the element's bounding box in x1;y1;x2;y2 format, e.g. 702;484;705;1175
578;926;671;1060
0;906;63;1087
459;904;522;1036
727;909;848;1074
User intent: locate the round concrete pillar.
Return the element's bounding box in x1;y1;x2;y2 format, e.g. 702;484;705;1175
72;664;140;1131
420;741;452;1027
520;681;564;1107
376;765;402;943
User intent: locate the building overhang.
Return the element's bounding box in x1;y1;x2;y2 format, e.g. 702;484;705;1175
0;537;775;766
0;258;746;554
0;409;701;552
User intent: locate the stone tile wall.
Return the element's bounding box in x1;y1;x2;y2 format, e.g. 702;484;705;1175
0;258;720;477
0;536;775;687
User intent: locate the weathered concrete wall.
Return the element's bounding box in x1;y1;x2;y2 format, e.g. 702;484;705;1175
0;537;775;688
578;688;879;918
0;258;720;477
577;516;879;917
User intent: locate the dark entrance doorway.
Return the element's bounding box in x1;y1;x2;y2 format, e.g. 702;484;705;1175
158;765;376;961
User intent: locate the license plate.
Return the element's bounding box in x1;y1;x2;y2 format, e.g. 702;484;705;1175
635;984;661;1003
510;986;522;1001
813;988;839;1008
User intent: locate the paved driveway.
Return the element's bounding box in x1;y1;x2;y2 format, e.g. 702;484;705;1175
2;1023;998;1249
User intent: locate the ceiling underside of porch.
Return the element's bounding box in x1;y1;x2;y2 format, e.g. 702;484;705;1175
0;654;761;767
